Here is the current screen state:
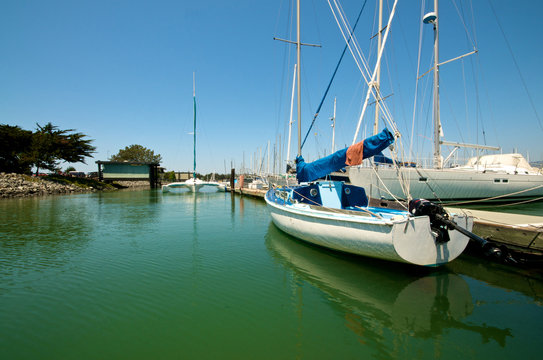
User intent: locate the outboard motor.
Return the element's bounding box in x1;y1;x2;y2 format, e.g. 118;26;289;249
408;199;451;243
409;199;513;263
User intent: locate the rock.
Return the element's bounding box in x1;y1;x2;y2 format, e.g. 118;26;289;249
0;173;93;198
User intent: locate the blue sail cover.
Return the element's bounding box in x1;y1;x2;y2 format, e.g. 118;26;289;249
296;128;394;183
374;152;417;167
374;152;394;164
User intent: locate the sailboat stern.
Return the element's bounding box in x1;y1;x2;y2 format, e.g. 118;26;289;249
392;214;472;266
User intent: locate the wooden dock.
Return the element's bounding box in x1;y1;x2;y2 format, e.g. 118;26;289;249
228;186;543;257
229;186;267;198
446;207;543;256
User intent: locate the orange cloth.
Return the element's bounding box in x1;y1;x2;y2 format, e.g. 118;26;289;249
345;140;364;166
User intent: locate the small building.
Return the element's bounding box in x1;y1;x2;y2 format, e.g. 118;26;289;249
95;161;160;188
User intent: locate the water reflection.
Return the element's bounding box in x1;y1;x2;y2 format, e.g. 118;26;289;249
0;195;97;284
96;189;162;227
447;255;543;304
265;224;513;348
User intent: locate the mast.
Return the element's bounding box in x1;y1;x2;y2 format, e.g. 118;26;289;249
424;0;442;169
274;0;319;159
193;72;197;179
352;0;399;144
286;64;297;166
432;0;442;169
423;2;495;167
373;0;383;135
296;0;301;157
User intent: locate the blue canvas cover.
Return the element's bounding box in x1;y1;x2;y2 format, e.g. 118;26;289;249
374;152;394;164
360;128;394;159
296;128;394;182
295;148;347;184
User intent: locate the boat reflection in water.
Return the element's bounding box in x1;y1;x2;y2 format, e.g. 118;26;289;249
265;224;512;348
447;254;543;304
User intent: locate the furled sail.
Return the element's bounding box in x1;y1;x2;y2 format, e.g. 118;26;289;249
296;128;394;182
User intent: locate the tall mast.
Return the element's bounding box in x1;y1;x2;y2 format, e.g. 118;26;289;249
286;64;297;166
424;1;491;166
193;72;197;179
274;0;319;159
373;0;383;135
433;0;442;169
296;0;302;157
424;0;442;169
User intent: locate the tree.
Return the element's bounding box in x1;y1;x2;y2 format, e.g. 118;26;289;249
0;124;34;173
31;123;96;174
163;171;176;181
109;144;162;163
0;123;95;175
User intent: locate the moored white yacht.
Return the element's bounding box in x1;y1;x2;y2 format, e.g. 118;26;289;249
348;1;543;203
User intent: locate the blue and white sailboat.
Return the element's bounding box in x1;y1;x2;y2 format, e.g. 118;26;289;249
163;74;225;193
265;0;472;267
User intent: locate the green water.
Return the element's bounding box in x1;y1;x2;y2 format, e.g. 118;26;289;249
1;190;541;359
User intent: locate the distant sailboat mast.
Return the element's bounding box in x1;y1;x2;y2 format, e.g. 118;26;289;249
161;72;225;193
193;72;197;179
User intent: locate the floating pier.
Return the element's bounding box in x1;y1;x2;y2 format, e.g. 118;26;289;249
446;207;543;257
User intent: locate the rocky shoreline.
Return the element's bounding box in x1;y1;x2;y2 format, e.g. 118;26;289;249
0;173;96;198
0;173;158;198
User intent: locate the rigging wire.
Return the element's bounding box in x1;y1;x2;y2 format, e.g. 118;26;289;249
299;0;369;151
487;0;543;132
350;0;401;143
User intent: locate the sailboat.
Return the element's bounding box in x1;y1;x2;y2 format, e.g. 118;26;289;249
162;74;225;193
265;0;474;267
348;0;543;203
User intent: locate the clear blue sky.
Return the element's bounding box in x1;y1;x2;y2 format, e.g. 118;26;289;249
2;0;542;174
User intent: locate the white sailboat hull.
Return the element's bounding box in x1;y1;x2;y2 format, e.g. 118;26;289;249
265;188;471;266
162;178;225;193
349;166;543;202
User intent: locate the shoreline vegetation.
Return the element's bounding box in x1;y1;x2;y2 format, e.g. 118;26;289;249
0;173;146;198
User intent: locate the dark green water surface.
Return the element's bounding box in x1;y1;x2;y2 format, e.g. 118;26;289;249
1;190;541;359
